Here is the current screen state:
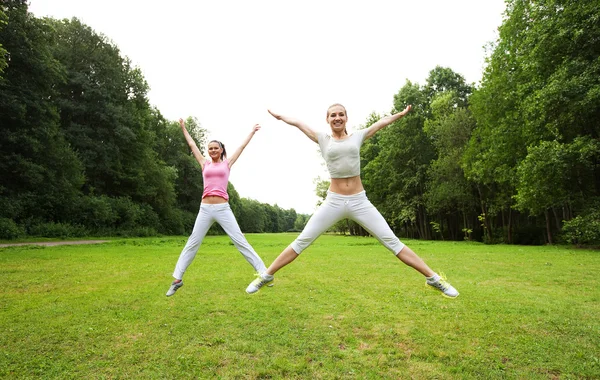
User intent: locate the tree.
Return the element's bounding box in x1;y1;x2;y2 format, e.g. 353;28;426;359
424;91;478;240
237;198;267;233
49;17;179;232
468;0;600;243
0;1;84;225
155;116;206;216
360;81;433;238
424;66;472;108
0;7;8;76
515;137;600;243
293;214;307;231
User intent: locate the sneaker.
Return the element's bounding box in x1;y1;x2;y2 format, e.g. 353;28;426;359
246;273;274;294
166;280;183;297
426;274;459;298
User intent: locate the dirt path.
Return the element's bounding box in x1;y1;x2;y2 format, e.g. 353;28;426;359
0;240;109;248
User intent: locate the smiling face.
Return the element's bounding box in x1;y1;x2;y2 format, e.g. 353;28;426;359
326;104;348;134
207;141;223;161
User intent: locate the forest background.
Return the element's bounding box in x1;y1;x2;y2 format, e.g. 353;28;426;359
0;0;598;246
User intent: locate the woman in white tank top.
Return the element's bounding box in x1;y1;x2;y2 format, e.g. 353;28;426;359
246;104;459;299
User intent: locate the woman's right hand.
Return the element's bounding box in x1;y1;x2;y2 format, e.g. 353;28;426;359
267;109;317;142
179;118;185;127
268;109;282;120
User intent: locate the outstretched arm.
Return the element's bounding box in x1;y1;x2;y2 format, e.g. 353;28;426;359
364;105;412;140
228;124;260;168
180;118;207;167
268;109;318;143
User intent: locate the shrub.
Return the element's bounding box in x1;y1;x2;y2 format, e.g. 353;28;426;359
0;218;25;240
74;195;117;229
118;227;158;238
110;197;144;230
180;210;197;232
139;204;160;230
28;222;88;238
159;208;185;235
561;211;600;246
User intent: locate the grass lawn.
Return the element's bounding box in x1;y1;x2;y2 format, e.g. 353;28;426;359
1;234;599;379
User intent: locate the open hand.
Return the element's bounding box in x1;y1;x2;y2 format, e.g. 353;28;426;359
398;105;412;116
268;109;282;120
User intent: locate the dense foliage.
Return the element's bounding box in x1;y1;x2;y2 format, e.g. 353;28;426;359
0;1;304;239
356;0;599;245
1;0;598;245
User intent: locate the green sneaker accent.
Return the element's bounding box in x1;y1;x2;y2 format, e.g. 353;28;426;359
426;274;459;298
246;273;274;294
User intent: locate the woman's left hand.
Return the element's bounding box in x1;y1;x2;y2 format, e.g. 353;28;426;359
398;105;412;116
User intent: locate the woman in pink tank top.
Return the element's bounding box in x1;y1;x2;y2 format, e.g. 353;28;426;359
166;118;269;296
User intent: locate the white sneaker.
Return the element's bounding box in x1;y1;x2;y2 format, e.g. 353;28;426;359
426;274;459;298
246;273;274;294
166;280;183;297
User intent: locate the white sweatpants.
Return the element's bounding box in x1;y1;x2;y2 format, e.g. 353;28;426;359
172;203;267;279
290;191;405;255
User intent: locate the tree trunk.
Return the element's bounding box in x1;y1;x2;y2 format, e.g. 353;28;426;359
552;207;561;231
507;208;513;244
545;209;553;244
477;186;492;241
422;207;431;239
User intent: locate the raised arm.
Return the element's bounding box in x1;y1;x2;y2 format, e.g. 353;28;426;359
179;118;207;167
228;124;261;168
268;109;318;143
364;105;412;140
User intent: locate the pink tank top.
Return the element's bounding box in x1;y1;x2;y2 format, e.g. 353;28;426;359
202;159;230;200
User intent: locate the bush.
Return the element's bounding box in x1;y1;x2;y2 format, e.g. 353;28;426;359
110;197;144;230
0;218;25;240
28;222;88;239
180;210;197;232
138;204;160;230
561;211;600;246
159;208;185;235
117;227;158;238
74;196;160;235
74;195;117;229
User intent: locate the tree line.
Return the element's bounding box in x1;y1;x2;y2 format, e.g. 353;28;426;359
331;0;598;246
1;0;598;246
0;0;307;239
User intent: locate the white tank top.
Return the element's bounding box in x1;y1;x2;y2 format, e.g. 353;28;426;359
317;129;368;178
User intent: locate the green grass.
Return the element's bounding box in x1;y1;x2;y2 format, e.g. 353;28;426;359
1;234;599;379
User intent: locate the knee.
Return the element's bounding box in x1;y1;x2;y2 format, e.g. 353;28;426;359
290;240;309;254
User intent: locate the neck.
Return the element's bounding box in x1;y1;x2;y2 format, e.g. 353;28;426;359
331;130;346;139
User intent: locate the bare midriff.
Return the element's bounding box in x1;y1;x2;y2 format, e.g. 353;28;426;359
202;195;228;204
329;175;364;195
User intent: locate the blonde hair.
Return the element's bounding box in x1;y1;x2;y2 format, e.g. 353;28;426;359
326;103;347;118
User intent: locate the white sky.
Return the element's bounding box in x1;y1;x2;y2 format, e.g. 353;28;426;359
28;0;506;214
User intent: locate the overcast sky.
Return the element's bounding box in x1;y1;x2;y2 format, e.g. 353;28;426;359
28;0;506;214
